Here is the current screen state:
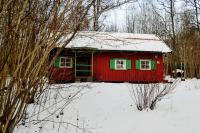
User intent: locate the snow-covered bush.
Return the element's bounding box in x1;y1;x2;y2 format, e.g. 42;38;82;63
129;81;178;111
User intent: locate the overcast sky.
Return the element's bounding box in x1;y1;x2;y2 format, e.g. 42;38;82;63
103;0;187;32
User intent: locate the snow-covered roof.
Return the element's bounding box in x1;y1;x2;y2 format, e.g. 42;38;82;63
62;31;172;53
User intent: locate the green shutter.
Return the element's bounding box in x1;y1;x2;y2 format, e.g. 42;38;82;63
126;60;132;69
136;60;140;70
151;60;156;70
54;57;60;68
110;59;115;69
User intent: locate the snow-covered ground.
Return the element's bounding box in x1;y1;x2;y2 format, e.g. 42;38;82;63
14;79;200;133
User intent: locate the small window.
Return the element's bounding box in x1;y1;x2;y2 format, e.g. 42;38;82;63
60;57;72;68
54;57;72;68
110;59;131;70
136;59;156;70
140;60;151;70
115;59;126;70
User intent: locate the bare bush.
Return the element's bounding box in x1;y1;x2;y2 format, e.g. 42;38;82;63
15;84;92;133
0;0;94;132
129;80;179;111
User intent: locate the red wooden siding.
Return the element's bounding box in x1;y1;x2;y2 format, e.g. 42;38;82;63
49;49;75;83
50;68;74;82
49;51;164;83
93;52;164;82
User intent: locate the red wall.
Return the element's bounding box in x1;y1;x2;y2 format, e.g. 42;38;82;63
93;52;164;82
49;68;74;83
49;51;164;83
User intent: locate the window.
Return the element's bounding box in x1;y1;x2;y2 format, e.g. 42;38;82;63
115;60;126;70
136;59;156;70
54;57;72;68
60;57;72;68
140;60;151;70
110;59;131;70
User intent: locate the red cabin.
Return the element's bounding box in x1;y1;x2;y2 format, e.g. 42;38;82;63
50;31;171;83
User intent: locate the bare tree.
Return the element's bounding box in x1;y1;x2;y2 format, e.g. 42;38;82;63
126;1;168;35
192;0;200;31
92;0;135;31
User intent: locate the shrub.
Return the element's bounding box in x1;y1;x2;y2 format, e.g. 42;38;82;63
129;80;178;111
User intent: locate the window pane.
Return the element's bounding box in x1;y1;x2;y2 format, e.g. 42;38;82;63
141;61;144;65
66;63;71;67
61;58;65;62
146;61;150;69
141;64;146;68
66;58;71;63
60;62;65;66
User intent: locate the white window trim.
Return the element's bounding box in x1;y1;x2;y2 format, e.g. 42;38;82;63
115;59;126;70
59;57;73;68
140;59;151;70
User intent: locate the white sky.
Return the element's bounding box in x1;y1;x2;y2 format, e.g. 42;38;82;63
103;0;188;32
